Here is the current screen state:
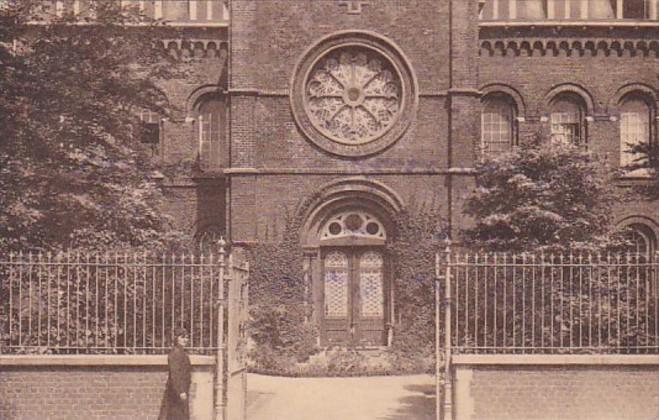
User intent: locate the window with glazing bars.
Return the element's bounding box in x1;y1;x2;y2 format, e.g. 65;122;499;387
481;97;515;156
197;96;225;167
550;112;582;144
619;97;651;168
478;0;657;20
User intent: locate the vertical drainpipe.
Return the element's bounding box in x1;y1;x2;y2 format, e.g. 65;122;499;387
226;0;233;244
446;0;454;242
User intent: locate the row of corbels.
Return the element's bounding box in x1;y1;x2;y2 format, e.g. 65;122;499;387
480;39;659;57
160;39;228;57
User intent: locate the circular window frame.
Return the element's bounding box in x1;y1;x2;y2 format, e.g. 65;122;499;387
291;31;418;158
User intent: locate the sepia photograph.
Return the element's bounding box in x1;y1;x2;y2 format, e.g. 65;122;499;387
0;1;657;419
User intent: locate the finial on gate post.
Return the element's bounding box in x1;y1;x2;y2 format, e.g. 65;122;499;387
444;237;452;262
217;237;226;266
441;235;454;420
215;236;227;420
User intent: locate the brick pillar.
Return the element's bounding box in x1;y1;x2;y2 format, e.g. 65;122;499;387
228;1;258;244
448;0;480;238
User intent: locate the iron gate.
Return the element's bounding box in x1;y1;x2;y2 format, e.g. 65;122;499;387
215;242;249;420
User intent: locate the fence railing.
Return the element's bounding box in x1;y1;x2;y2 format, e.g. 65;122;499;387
0;251;233;354
440;251;659;354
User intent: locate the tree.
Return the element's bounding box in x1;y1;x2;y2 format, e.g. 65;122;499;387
0;1;186;251
461;134;628;253
626;140;659;200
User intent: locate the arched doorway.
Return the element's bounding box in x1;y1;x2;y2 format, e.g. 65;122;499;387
299;178;404;348
319;210;389;346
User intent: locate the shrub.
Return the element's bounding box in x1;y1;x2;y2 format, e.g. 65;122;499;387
462;134;628;253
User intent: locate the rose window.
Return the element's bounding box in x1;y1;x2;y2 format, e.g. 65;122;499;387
305;47;403;145
292;32;417;157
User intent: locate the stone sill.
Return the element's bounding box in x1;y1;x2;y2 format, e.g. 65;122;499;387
479;20;658;27
27;21;228;28
0;354;215;366
453;354;659;366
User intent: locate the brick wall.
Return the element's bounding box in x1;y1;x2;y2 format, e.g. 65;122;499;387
0;356;214;420
452;355;659;420
478;24;659;230
154;2;658;248
223;0;480;242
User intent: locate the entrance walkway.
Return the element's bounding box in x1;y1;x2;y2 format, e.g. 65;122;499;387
246;373;435;420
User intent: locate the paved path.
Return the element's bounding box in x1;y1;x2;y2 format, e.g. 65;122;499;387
246;373;436;420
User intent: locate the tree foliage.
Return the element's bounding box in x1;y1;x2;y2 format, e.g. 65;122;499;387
462;135;628;253
0;1;185;251
626;140;659;200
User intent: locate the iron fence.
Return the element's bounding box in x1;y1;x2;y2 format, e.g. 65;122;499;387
442;251;659;354
0;251;226;354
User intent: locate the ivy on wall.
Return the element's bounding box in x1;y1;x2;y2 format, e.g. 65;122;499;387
246;195;447;374
246;201;318;371
386;204;447;371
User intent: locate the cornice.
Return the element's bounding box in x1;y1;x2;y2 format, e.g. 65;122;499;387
160;38;228;57
480;37;658;57
479;23;659;57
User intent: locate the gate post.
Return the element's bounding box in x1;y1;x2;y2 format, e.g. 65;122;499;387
436;240;453;420
443;240;453;420
435;251;441;420
215;238;226;420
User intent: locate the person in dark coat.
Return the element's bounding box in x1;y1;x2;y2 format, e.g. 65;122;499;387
159;327;192;420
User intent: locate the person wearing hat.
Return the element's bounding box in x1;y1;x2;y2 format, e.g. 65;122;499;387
159;327;192;420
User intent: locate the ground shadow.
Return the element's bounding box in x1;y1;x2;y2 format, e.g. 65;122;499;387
245;390;276;417
379;384;436;420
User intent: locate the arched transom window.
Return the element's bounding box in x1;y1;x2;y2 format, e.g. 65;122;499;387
320;211;386;242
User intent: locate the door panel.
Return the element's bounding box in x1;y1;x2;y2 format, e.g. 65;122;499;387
321;248;386;346
323;251;351;345
356;250;385;345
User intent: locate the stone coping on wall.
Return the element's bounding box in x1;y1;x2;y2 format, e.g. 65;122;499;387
453;354;659;366
0;354;215;366
479;21;659;27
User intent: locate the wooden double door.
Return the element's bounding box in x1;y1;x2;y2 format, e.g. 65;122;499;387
321;247;388;347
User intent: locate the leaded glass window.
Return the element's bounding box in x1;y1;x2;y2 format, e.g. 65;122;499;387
359;251;384;318
324;251;349;318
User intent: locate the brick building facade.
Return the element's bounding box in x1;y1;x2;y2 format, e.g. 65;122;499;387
116;0;658;346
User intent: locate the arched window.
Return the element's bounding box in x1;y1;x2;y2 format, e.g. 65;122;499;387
620;95;653;169
550;93;587;145
624;223;657;258
481;94;516;157
196;94;226;168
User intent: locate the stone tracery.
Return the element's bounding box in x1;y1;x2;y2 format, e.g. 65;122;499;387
305;47;402;145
